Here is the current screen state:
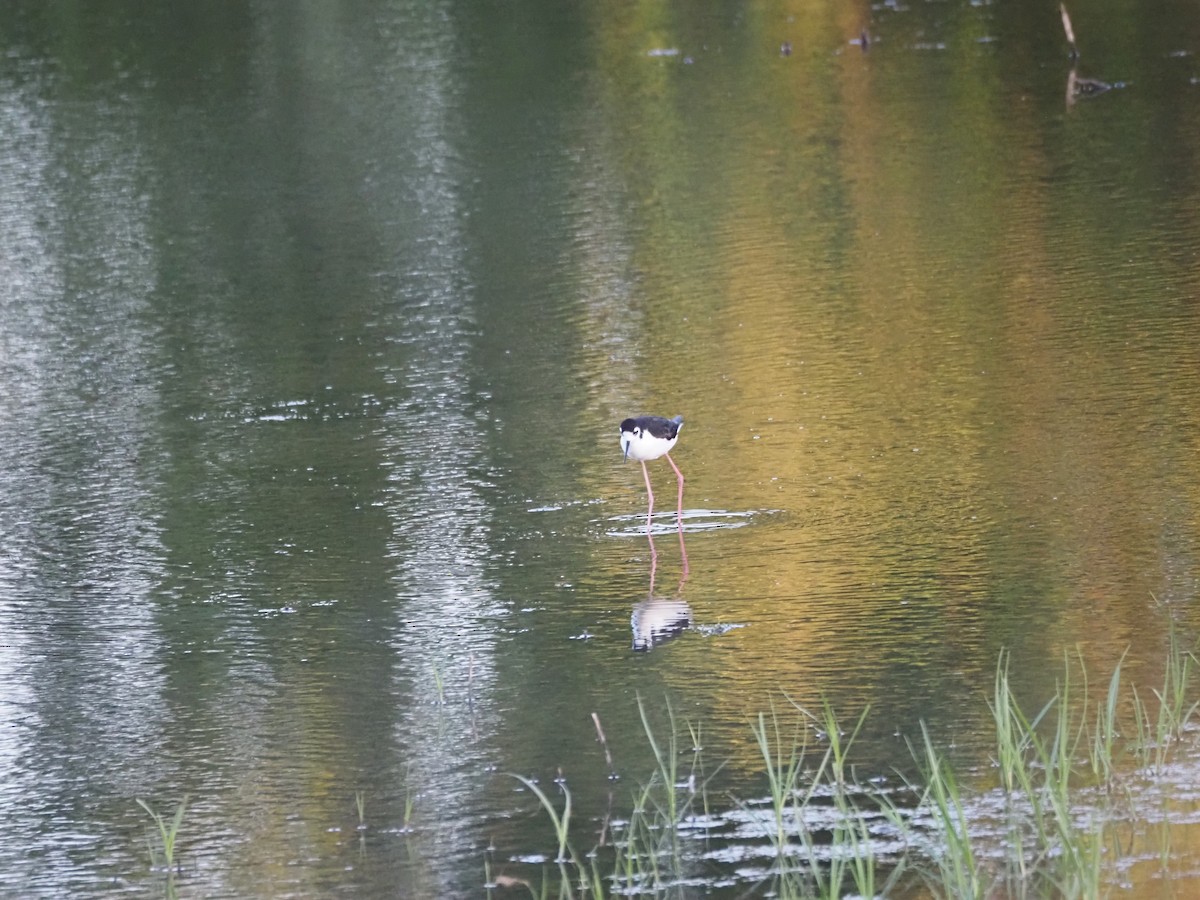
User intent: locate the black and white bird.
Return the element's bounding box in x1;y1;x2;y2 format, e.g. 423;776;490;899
619;414;685;528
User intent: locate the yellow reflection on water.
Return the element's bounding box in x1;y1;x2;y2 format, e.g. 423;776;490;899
571;0;1200;805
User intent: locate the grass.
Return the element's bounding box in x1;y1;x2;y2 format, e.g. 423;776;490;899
1132;623;1199;774
354;790;367;831
403;765;417;832
912;723;982;899
511;775;574;865
1087;647;1126;788
497;696;723;898
432;665;446;706
500;635;1200;898
750;700;809;859
136;795;188;873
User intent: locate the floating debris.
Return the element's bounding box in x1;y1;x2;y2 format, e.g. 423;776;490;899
1069;72;1113;97
694;621;747;638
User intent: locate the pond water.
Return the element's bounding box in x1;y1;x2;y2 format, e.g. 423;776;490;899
4;0;1200;896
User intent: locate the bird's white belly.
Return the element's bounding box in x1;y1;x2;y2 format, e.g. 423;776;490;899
621;430;678;461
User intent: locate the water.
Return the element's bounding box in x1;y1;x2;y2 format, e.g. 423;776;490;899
3;0;1200;895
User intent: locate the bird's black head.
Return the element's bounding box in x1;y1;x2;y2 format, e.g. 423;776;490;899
619;418;638;434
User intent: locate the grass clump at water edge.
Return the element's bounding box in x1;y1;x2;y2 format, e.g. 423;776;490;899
495;636;1200;898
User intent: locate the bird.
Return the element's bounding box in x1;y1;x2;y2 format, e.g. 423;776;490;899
620;414;685;530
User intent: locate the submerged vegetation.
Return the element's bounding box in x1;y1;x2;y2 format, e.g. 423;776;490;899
494;636;1200;898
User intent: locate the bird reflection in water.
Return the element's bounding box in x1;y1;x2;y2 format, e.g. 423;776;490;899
631;527;692;652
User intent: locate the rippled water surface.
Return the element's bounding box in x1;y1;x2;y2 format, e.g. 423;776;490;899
5;0;1200;896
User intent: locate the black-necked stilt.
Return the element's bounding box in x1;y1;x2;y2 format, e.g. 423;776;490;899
620;414;685;529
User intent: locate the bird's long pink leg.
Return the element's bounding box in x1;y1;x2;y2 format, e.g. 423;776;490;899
664;452;685;523
664;452;688;574
641;460;655;532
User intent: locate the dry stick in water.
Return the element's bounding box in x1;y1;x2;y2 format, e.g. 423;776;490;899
591;712;616;777
590;712;618;848
1060;3;1079;59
